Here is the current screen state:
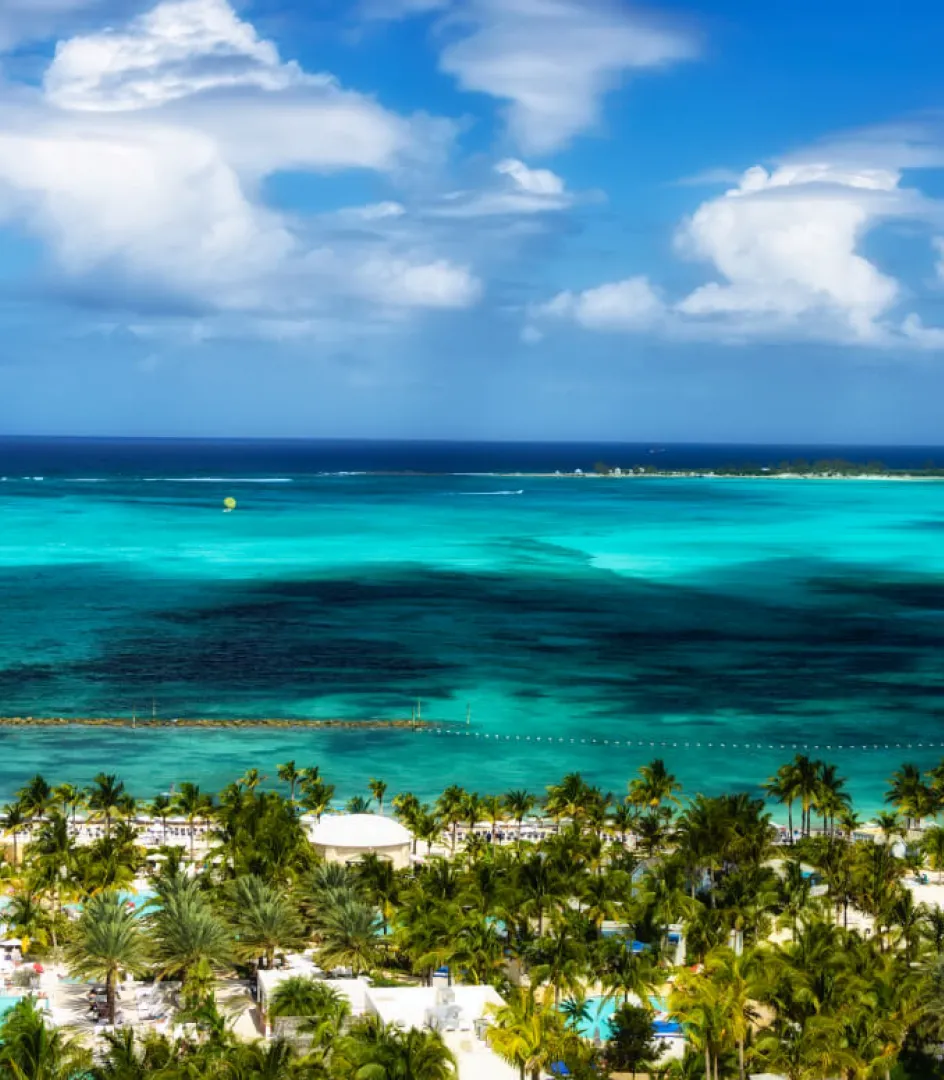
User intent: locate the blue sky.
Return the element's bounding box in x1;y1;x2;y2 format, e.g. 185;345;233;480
1;0;944;442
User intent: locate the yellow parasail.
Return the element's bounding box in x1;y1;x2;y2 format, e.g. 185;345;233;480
223;497;237;512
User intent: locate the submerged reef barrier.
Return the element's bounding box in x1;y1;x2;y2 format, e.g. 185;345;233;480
0;715;446;731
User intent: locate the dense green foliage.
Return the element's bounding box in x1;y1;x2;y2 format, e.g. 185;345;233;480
1;755;944;1077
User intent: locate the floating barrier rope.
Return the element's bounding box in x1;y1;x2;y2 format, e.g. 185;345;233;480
406;728;944;753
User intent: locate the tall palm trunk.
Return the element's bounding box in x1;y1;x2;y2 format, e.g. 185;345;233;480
787;800;793;842
107;969;117;1025
704;1046;711;1080
738;1038;745;1080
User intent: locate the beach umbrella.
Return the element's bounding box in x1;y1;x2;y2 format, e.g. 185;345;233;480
223;497;237;512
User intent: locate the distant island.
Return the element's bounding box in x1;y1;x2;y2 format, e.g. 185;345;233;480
499;457;944;480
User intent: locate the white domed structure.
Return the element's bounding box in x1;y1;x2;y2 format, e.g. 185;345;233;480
308;813;412;869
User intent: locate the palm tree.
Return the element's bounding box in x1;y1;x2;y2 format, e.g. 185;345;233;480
395;890;455;987
17;774;52;827
546;772;595;824
345;795;373;815
765;763;801;842
5;890;54;957
504;790;536;846
609;803;636;845
628;759;682;813
174;782;214;860
316;897;381;976
598;936;660;1007
887;763;934;830
3;802;27;866
526;917;588;1006
240;768;265;792
704;947;760;1080
487;988;570;1080
792;755;822;838
147;794;174;845
336;1016;457;1079
269;973;351;1021
777;858;812;939
31;811;73;929
874;811;906;845
413;806;442;855
393;791;420;825
436;785;468;854
368;778;388;816
51;783;85;834
449;916;506;984
300;778;335;823
752;1015;853;1080
813;763;849;838
148;873;232;988
268;975;351;1053
356;853;400;934
480;794;506;845
276;761;302;803
0;998;91;1080
86;773;130;840
559;992;591;1034
924;825;944;882
228;874;304;970
222;1039;301;1080
669;969;728;1080
517;853;561;937
66;892;148;1024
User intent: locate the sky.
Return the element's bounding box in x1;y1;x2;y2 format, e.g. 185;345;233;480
1;0;944;442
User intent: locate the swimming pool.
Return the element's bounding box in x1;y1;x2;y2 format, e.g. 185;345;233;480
0;995;48;1017
563;996;683;1040
66;889;156;916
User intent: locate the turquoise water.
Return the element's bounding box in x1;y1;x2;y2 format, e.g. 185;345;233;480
0;995;47;1015
567;996;682;1039
1;439;944;811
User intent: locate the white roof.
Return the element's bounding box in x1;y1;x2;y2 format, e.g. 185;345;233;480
364;986;516;1080
367;985;502;1029
309;813;411;849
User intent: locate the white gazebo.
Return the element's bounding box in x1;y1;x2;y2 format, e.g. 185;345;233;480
307;814;412;870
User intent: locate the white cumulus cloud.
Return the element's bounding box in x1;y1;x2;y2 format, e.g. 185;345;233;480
494;157;564;196
532;144;944;349
674;163;907;342
418;0;696;154
431;156;572;218
0;0;477;323
44;0;312;111
534;276;663;332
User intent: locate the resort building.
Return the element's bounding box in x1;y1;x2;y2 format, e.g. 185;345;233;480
256;966;516;1080
304;813;413;869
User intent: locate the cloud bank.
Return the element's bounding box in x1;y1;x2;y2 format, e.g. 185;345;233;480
530;145;944;349
0;0;480;321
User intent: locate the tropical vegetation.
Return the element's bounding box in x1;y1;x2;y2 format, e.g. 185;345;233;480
1;754;944;1077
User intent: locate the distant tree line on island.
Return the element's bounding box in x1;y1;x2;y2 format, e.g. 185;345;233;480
590;458;944;477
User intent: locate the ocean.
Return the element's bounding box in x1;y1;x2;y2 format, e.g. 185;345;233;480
1;436;943;813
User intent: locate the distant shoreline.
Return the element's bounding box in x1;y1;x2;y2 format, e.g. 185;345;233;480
487;471;944;481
